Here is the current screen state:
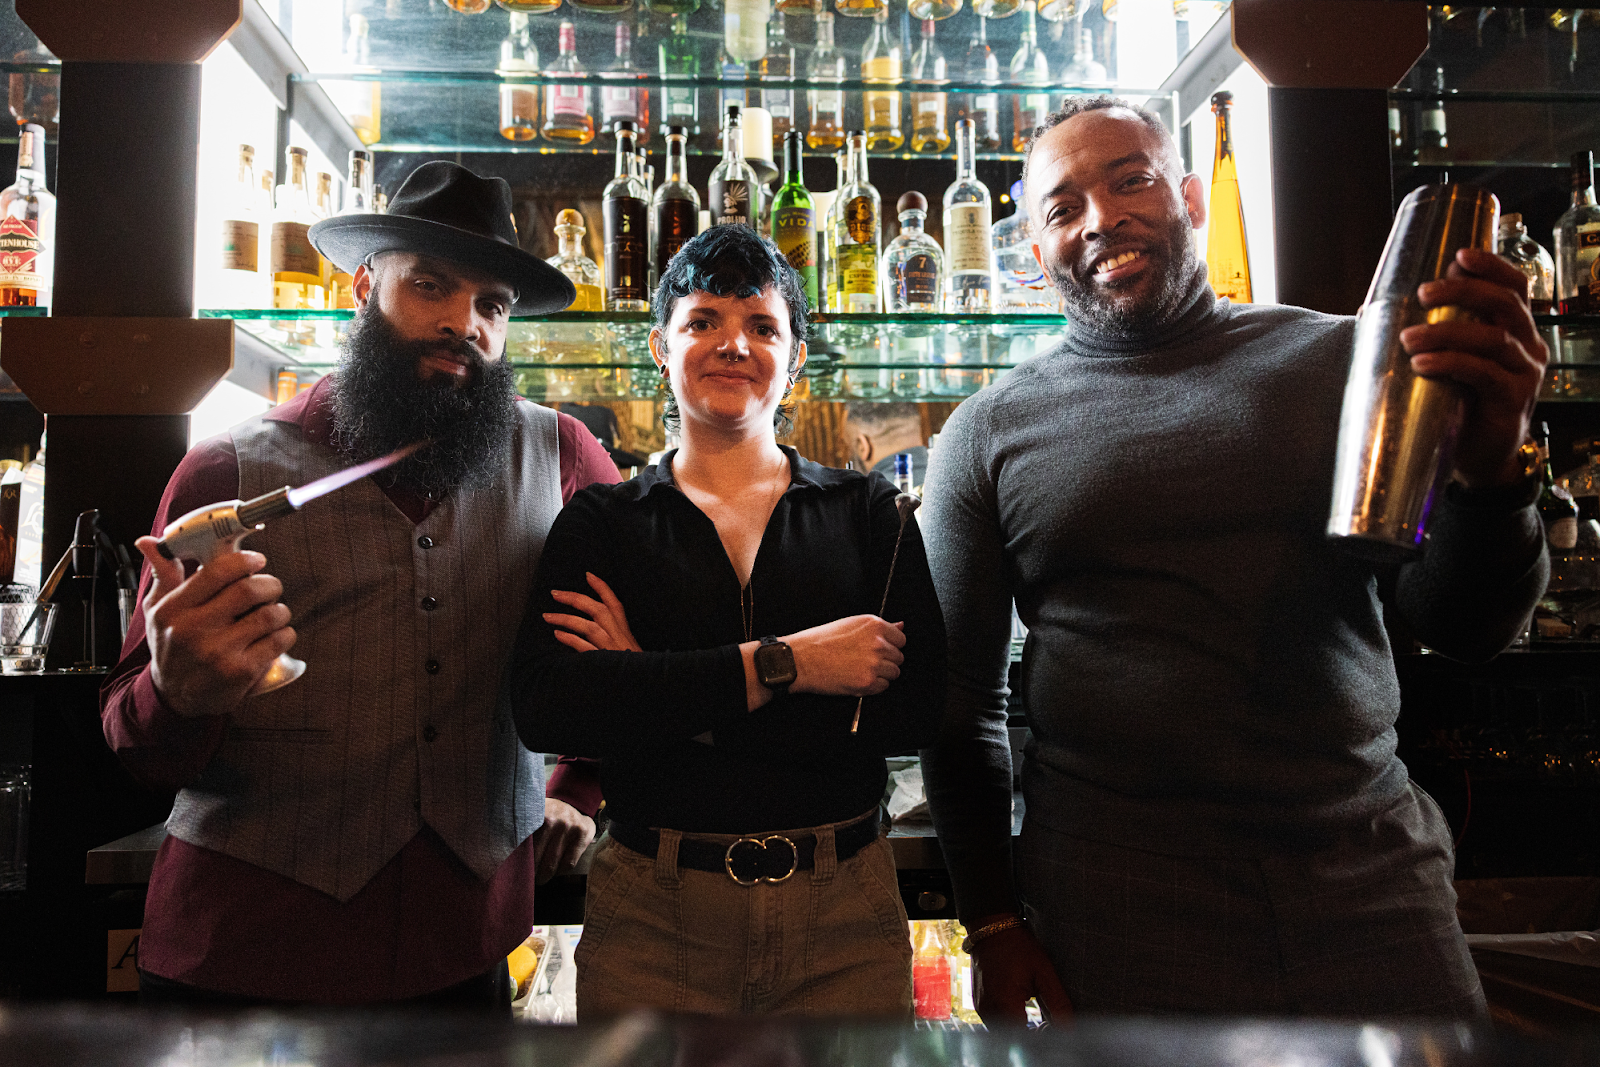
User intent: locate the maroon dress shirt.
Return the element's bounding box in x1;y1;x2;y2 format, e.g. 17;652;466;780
100;377;614;1002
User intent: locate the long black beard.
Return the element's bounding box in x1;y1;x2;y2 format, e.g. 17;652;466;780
329;305;519;496
1049;210;1200;339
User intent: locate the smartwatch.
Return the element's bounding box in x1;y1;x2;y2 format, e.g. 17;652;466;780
754;635;797;693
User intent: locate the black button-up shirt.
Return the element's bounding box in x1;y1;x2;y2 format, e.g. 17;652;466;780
511;447;946;834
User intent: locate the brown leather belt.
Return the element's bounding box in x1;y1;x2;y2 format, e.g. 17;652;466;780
607;811;881;886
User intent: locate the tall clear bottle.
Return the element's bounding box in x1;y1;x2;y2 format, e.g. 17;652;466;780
328;150;373;310
708;105;760;228
660;15;701;141
993;178;1057;312
542;22;595;145
1555;150;1600;316
497;13;539;141
862;8;905;151
910;20;950;153
269;146;325;311
760;20;796;150
726;0;770;62
960;17;1002;152
771;130;818;308
653;126;701;281
943;118;994;312
883;190;943;312
0;123;52;308
831;131;882;312
217;143;261;309
807;14;848;152
1498;213;1555;315
1060;25;1106;85
604;123;650;310
1009;2;1050;151
601;21;651;145
1205;91;1251;303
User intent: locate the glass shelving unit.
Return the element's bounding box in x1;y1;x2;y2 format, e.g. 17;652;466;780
197;307;1067;403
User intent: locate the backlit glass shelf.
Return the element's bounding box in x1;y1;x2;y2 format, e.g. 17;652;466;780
203;308;1067;402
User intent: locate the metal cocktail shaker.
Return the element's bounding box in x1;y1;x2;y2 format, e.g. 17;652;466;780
1327;184;1500;561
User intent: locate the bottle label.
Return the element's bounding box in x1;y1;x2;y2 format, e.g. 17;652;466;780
810;88;843;119
709;179;754;227
895;251;939;306
221;219;259;272
550;83;589;119
605;196;649;301
946;203;992;274
270;221;319;277
975;93;998;113
655;198;699;269
1422;107;1446;135
1575;224;1600;311
1019;93;1047;130
0;216;42;291
1549;514;1579;551
841;244;876;297
763;91;793;119
602;85;638;122
917;97;941;114
862;56;898;82
845;195;876;245
773;205;816;270
665;85;696;119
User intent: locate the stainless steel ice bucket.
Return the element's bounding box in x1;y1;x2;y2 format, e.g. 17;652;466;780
1327;184;1500;561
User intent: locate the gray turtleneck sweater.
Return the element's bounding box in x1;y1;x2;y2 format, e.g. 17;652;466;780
919;272;1548;922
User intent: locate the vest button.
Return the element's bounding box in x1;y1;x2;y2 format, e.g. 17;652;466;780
425;659;441;674
418;535;434;549
421;596;437;611
423;725;439;742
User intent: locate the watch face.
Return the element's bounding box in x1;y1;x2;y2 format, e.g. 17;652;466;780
756;641;797;687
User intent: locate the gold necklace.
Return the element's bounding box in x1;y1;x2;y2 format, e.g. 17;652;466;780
740;453;790;643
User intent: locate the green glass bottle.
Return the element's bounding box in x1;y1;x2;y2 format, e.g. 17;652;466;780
771;131;818;309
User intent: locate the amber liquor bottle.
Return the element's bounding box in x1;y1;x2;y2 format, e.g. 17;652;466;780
0;123;54;307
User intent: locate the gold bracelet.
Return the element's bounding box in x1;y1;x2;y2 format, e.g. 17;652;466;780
961;915;1026;954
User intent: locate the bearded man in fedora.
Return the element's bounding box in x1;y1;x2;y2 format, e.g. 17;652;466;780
101;162;619;1008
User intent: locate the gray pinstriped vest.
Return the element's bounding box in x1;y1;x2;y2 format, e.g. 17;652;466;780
164;402;561;902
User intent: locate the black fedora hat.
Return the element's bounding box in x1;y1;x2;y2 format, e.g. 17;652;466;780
309;161;576;315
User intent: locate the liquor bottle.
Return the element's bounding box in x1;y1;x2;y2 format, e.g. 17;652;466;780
544;210;613;399
653;126;701;281
1205;91;1251;304
960;17;1002;152
776;0;817;12
1009;1;1050;152
550;210;606;311
911;921;953;1021
604;123;650;311
1415;60;1448;165
7;44;57;134
660;15;701;140
270;146;325;311
806;13;848;152
314;170;337;302
760;20;796;148
542;22;595;145
257;168;274;286
0;123;53;308
1497;213;1555;316
571;0;632;14
12;428;43;592
910;20;950;153
643;0;697;13
326;13;381;147
1539;422;1580;551
708;105;760;228
993;178;1057;311
862;8;904;152
1060;25;1107;85
726;0;769;63
497;13;539;142
909;0;962;21
1555;151;1600;316
601;21;650;144
943;118;995;311
831;131;881;312
638;151;658;288
328;150;373;310
893;451;916;496
882;191;943;312
373;183;387;214
218;144;261;309
820;148;848;311
444;0;491;12
771;131;818;308
972;0;1022;19
835;0;887;19
716;44;749;150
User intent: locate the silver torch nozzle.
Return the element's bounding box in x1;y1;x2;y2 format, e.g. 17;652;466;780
1327;183;1500;562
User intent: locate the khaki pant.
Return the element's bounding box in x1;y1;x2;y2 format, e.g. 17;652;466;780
575;815;914;1019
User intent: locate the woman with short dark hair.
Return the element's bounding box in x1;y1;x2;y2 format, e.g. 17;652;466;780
510;226;945;1018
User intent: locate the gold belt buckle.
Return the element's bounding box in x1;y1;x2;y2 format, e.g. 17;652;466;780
724;834;799;886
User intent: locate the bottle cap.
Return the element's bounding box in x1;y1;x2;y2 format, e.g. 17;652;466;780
615;119;637;134
556;208;585;232
1211;90;1233;109
666;125;689;138
1499;212;1522;229
894;452;913;477
898;191;927;214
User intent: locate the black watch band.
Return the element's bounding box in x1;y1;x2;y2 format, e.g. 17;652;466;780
754;634;797;693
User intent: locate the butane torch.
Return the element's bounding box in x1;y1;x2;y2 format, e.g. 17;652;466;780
154;440;428;697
